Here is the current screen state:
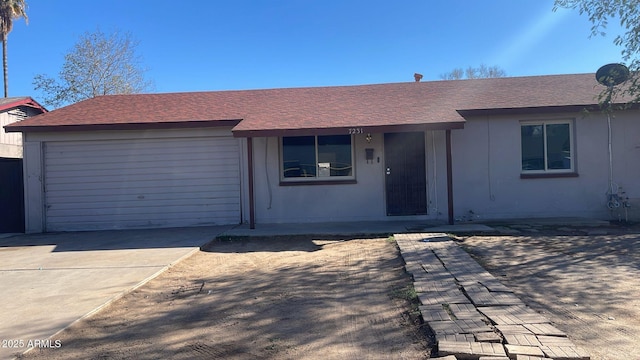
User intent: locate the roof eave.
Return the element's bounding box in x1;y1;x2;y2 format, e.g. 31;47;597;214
5;119;242;133
232;121;465;138
455;103;637;117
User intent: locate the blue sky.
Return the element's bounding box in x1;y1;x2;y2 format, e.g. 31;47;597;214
9;0;626;104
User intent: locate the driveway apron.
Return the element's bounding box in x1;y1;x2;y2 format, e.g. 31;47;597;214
0;226;230;359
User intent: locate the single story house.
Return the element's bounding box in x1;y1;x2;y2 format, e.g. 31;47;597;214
6;73;639;233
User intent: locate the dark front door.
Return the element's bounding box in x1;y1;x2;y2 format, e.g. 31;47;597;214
384;132;427;216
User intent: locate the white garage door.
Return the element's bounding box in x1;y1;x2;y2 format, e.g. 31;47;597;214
43;136;241;231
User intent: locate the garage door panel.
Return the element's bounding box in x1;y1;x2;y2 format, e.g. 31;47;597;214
48;150;237;168
46;211;240;231
45;137;237;153
48;164;238;185
46;144;237;163
48;201;240;217
45;155;239;171
44;136;241;231
46;189;240;207
45;174;239;188
46;212;239;232
48;183;237;198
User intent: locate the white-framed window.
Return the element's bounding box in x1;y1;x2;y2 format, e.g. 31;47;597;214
520;120;574;173
281;135;354;181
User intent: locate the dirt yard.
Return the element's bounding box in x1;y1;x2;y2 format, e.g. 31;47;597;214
459;228;640;360
19;236;431;360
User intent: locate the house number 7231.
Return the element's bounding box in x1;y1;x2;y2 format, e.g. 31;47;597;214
348;128;364;134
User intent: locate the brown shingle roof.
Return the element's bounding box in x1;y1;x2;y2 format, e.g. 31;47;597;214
6;73;607;136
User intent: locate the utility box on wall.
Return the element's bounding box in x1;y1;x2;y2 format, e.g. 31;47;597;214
365;148;374;163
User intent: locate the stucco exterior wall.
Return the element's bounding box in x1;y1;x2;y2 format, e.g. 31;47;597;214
611;110;640;220
451;110;640;221
249;131;450;224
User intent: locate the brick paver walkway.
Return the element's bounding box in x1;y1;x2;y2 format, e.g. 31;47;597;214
395;233;591;360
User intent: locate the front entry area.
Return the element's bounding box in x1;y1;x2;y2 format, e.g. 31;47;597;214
384;132;427;216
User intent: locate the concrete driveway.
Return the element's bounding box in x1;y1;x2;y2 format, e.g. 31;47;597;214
0;226;231;359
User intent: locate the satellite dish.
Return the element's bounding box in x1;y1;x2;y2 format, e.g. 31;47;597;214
596;63;630;87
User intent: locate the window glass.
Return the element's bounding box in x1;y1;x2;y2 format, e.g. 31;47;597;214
282;136;316;177
546;123;571;170
318;135;352;177
521;125;545;171
282;135;353;179
521;121;573;173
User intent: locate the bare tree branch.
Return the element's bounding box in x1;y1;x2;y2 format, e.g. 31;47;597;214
440;64;506;80
33;28;153;108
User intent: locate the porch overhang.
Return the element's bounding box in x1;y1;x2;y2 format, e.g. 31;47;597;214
231;120;465;138
237;118;463;228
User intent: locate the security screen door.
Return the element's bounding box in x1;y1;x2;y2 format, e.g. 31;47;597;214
384;132;427;216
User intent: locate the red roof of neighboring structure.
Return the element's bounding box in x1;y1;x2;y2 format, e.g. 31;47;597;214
5;73;609;136
0;97;47;113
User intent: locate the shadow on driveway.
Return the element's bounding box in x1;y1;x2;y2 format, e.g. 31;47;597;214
0;226;232;252
0;225;231;360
